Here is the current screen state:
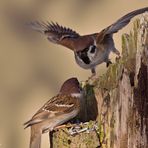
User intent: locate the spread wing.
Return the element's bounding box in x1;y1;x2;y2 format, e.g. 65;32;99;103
28;21;80;50
96;7;148;43
24;95;79;128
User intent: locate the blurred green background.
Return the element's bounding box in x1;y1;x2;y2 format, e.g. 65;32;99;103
0;0;147;147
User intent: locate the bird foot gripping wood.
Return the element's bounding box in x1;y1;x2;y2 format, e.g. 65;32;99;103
86;74;99;85
115;55;121;62
53;122;80;131
115;50;121;61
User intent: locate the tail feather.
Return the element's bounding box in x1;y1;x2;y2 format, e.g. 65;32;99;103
30;125;42;148
24;118;43;129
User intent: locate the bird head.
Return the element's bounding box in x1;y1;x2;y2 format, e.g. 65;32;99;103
59;77;82;96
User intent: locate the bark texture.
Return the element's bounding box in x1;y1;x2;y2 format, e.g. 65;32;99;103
50;13;148;148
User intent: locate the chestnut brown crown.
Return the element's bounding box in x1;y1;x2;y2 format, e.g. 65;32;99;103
60;77;81;95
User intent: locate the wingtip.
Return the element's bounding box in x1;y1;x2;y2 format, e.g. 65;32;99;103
23;119;31;129
24;125;30;129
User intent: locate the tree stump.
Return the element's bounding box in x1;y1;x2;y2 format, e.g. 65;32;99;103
50;13;148;148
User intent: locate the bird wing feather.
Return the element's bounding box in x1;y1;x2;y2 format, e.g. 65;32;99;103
28;21;80;50
96;7;148;43
24;95;79;128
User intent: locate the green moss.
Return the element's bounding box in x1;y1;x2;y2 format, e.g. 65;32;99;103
133;19;140;47
84;84;94;96
97;116;105;144
98;61;124;90
122;19;139;60
121;19;140;74
52;120;101;148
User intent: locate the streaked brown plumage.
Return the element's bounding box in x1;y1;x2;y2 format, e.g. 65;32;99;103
24;78;83;148
29;7;148;74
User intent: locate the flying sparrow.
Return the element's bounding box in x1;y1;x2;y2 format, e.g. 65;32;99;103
24;77;83;148
28;7;148;75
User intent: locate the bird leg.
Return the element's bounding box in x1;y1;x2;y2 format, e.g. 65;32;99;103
106;60;112;67
85;67;99;84
113;48;121;59
91;68;96;76
53;119;82;131
53;123;74;131
86;68;97;84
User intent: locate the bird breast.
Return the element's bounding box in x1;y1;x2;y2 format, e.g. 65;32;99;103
74;47;111;69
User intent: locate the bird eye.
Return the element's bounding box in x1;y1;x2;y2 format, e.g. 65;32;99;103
90;45;96;53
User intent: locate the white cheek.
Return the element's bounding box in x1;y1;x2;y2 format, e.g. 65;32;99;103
71;93;83;98
88;51;96;61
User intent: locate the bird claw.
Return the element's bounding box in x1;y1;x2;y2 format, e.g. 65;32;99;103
86;74;99;85
106;60;112;67
53;120;81;131
115;55;121;62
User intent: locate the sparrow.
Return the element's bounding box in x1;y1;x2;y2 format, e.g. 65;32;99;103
24;77;83;148
28;7;148;75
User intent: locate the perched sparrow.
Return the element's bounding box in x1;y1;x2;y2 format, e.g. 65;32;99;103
29;7;148;75
24;78;83;148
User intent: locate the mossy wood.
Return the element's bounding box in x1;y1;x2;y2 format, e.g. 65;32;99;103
50;13;148;148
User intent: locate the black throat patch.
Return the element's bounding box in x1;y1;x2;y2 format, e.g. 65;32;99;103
77;48;90;64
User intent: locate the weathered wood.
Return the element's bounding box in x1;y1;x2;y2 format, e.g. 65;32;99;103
50;13;148;148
